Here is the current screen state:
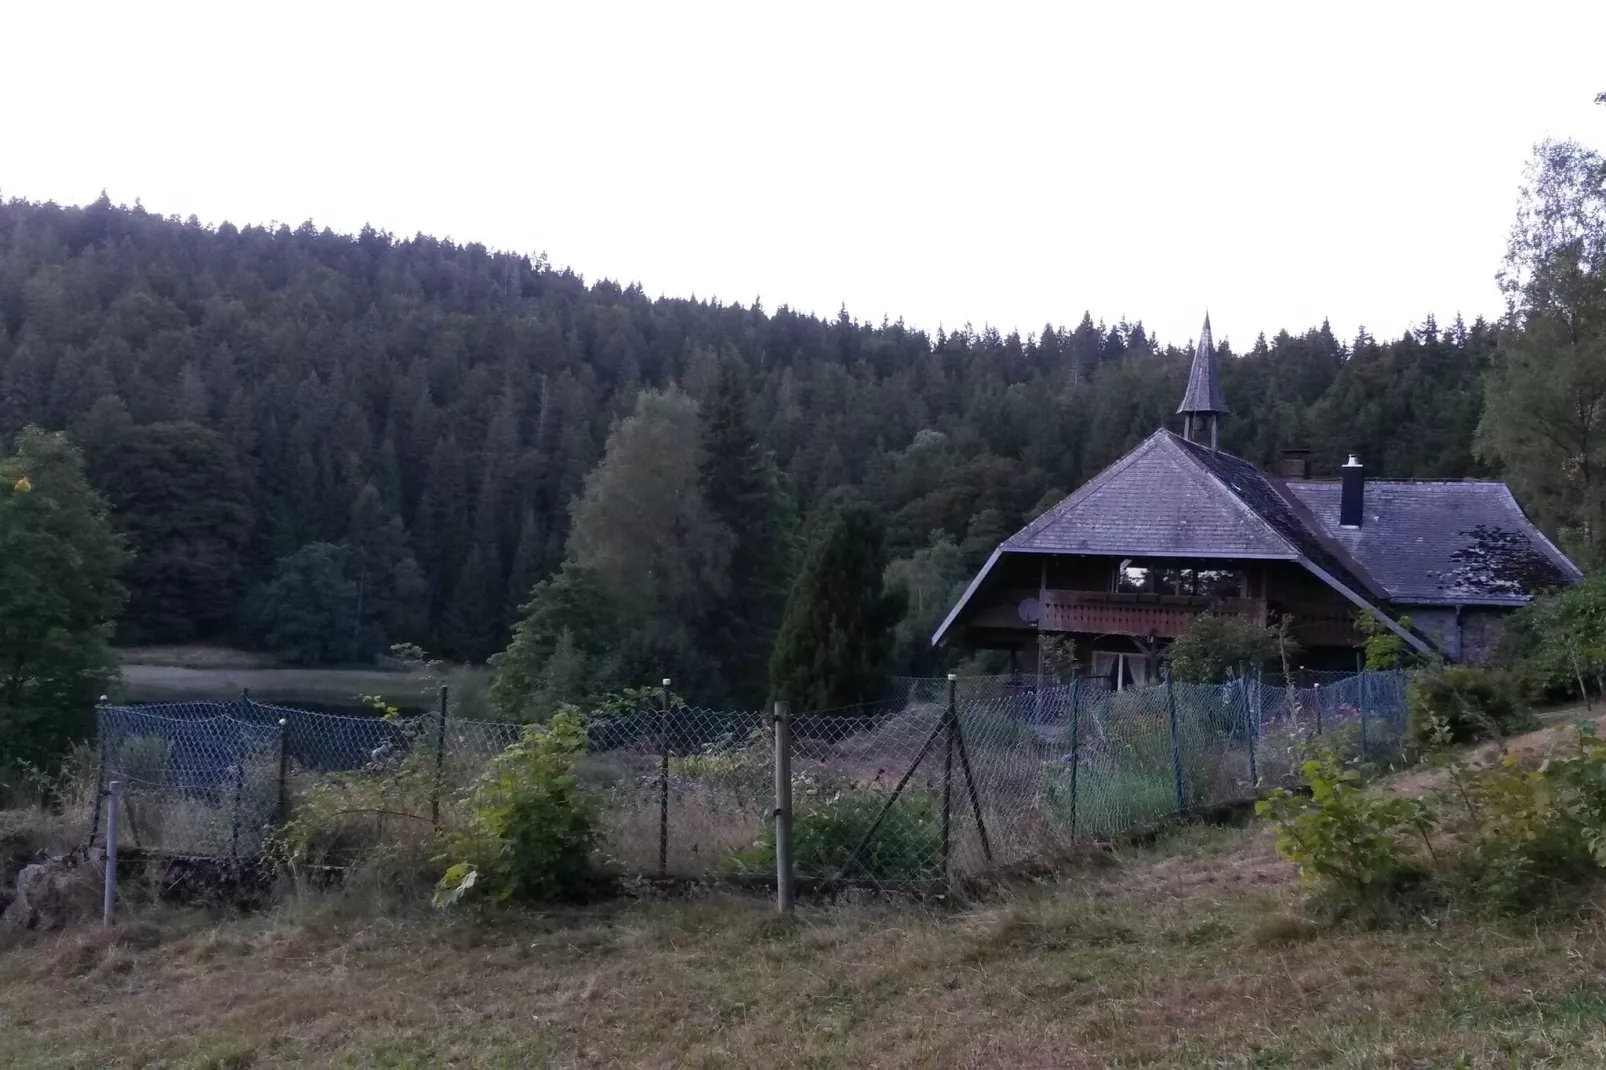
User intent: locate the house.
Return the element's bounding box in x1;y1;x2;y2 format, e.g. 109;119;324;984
931;315;1582;685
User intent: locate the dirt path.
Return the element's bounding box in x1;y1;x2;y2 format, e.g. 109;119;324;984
1389;702;1606;798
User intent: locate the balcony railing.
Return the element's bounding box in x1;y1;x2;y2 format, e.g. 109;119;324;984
967;588;1362;645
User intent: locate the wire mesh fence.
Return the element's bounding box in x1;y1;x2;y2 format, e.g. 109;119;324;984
88;668;1408;892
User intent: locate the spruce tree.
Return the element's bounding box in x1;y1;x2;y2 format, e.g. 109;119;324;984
769;496;901;710
697;358;794;706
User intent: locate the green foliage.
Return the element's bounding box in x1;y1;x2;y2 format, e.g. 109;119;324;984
696;355;797;706
1504;574;1606;699
490;563;622;721
245;543;363;666
87;420;253;644
769;496;902;709
1256;750;1434;904
737;788;943;882
1355;611;1415;671
436;712;601;906
1407;664;1533;746
0;428;127;769
1166;613;1289;684
884;533;969;678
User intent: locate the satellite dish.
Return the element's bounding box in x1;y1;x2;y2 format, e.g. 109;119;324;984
1017;597;1042;624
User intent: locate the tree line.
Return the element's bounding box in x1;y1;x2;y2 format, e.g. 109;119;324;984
0;131;1601;719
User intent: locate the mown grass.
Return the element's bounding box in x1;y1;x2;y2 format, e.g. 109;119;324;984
6;823;1606;1068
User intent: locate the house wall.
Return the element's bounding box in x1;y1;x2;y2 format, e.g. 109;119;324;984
1461;609;1509;666
1411;608;1461;661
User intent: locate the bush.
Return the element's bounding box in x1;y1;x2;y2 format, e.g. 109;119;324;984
1407;665;1533;746
1166;613;1290;684
1256;750;1435;906
737;788;943;881
436;712;601;906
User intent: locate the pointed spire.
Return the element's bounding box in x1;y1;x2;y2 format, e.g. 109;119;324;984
1177;312;1229;416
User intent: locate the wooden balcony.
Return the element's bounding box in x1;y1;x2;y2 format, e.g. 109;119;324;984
970;589;1268;639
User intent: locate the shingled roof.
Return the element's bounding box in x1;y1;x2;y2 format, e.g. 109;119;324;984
1177;314;1228;415
1282;479;1582;605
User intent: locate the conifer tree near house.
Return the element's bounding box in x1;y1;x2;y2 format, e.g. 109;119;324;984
769;496;901;710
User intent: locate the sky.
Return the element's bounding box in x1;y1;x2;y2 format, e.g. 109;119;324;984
3;1;1604;351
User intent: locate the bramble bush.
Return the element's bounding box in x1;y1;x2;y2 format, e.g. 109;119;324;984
435;711;601;907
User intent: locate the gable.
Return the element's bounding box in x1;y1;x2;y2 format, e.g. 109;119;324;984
1006;431;1297;559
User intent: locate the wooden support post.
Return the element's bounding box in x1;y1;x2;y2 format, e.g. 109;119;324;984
431;685;448;826
1067;673;1080;840
773;701;794;913
941;675;956;885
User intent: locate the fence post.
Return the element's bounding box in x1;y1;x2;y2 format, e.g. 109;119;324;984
1313;682;1323;737
1242;663;1258;788
1067;673;1080;841
1165;664;1186;812
658;678;671;879
89;697;109;847
102;780;122;927
431;685;448;827
230;735;245;864
1358;672;1370;760
276;718;290;825
941;674;956;887
773;701;794;913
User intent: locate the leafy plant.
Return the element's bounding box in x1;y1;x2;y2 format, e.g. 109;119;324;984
1166;613;1291;685
436;711;601;907
1407;664;1533;746
1257;749;1434;905
736;788;943;882
1355;610;1416;671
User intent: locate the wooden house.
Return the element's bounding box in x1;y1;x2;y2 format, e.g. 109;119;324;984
932;316;1582;686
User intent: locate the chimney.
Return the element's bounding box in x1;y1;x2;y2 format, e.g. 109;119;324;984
1278;449;1312;479
1340;454;1364;528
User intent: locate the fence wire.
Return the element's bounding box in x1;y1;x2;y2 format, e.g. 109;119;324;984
90;670;1407;889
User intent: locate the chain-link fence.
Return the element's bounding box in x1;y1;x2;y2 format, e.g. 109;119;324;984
89;669;1407;891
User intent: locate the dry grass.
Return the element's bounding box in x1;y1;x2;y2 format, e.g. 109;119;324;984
7;823;1606;1067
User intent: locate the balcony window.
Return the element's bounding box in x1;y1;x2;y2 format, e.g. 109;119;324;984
1116;563;1152;594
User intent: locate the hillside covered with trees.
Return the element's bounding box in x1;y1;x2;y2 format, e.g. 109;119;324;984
1;133;1600;709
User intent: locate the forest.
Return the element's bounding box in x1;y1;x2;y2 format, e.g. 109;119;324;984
1;134;1601;714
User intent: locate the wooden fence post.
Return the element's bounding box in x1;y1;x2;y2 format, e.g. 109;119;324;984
1165;664;1185;812
658;678;671;879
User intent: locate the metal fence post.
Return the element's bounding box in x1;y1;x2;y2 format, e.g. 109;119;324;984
658;678;671;879
773;701;794;913
102;780;122;927
1313;682;1323;737
431;685;449;826
1242;664;1258;788
1358;672;1370;760
276;718;290;825
230;735;245;864
1067;673;1080;840
941;674;956;886
89;698;109;847
1165;664;1186;812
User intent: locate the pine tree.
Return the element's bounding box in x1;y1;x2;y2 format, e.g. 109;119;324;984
769;496;901;709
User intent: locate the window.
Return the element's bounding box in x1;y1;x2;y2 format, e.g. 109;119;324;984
1115;561;1243;598
1116;561;1152;594
1092;651;1151;691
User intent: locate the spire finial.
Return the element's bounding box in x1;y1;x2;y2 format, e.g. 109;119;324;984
1178;310;1228;448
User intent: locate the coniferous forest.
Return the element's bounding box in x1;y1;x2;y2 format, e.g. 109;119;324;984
2;134;1602;710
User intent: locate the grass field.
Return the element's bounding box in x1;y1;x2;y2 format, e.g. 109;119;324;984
113;646;489;714
6;822;1606;1068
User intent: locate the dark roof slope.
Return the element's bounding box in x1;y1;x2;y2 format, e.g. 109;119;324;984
1170;436;1381;599
1282;480;1583;605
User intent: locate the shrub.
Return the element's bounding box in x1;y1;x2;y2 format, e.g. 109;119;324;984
737;788;943;881
436;712;601;906
1257;749;1434;905
1444;725;1606;912
1166;613;1290;684
1407;665;1533;746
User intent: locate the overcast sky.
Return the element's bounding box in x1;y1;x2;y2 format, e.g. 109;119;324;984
4;1;1603;350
